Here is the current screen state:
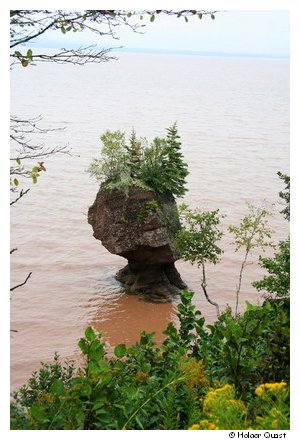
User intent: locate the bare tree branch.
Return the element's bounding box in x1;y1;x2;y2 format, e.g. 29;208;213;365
10;189;30;206
10;272;32;292
11;46;118;67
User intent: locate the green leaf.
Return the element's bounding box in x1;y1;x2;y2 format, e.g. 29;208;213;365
26;49;33;59
150;15;155;22
32;175;37;184
97;359;110;372
50;379;65;396
16;158;21;165
30;405;48;422
184;16;188;23
13;178;19;186
141;362;151;373
14;51;22;58
135;416;144;429
80;382;92;396
211;14;216;20
97;373;113;387
85;326;96;341
89;347;104;362
90;339;103;352
78;338;89;354
114;343;127;358
87;360;99;373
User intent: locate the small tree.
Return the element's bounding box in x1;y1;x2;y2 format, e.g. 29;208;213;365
125;129;143;179
228;204;274;317
174;204;224;316
139;137;168;192
161;123;189;197
252;238;290;298
253;172;290;299
87;130;134;191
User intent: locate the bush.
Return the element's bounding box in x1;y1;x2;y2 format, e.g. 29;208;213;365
253;237;290;298
10;291;289;430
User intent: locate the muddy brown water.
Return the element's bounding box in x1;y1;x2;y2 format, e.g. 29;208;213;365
10;53;289;390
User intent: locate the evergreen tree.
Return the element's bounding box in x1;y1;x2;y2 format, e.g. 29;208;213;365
162;123;189;197
125;129;143;179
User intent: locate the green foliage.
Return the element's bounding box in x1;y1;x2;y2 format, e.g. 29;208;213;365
174;205;223;315
11;161;47;190
228;204;274;317
139;137;168;192
228;204;274;253
277;171;290;221
11;291;289;430
137;199;160;222
174;204;224;266
161;123;189;197
252;172;290;299
163;290;206;359
87;130;129;186
253;237;290;298
10;353;76;411
87;124;189;197
203;300;289;397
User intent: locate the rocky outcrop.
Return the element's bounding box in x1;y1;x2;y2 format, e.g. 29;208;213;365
88;187;186;302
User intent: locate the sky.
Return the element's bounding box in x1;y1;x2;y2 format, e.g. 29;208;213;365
34;10;290;58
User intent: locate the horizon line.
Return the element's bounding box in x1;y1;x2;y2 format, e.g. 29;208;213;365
28;43;290;60
116;46;290;60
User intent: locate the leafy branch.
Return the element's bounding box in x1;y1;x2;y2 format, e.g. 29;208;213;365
229;204;274;317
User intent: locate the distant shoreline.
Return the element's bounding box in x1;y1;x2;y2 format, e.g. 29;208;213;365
115;47;290;60
27;44;289;61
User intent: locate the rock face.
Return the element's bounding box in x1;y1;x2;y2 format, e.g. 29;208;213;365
88;187;186;302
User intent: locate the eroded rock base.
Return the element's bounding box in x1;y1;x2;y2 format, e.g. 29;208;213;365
116;262;187;303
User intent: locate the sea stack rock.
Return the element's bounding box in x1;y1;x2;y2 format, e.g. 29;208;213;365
88;187;187;302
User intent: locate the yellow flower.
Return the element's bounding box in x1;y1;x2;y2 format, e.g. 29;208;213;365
199;420;218;430
188;424;200;430
188;420;218;430
203;384;235;412
255;382;287;397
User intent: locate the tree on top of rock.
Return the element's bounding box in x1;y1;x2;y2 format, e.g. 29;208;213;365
162;123;189;197
87;124;189;198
